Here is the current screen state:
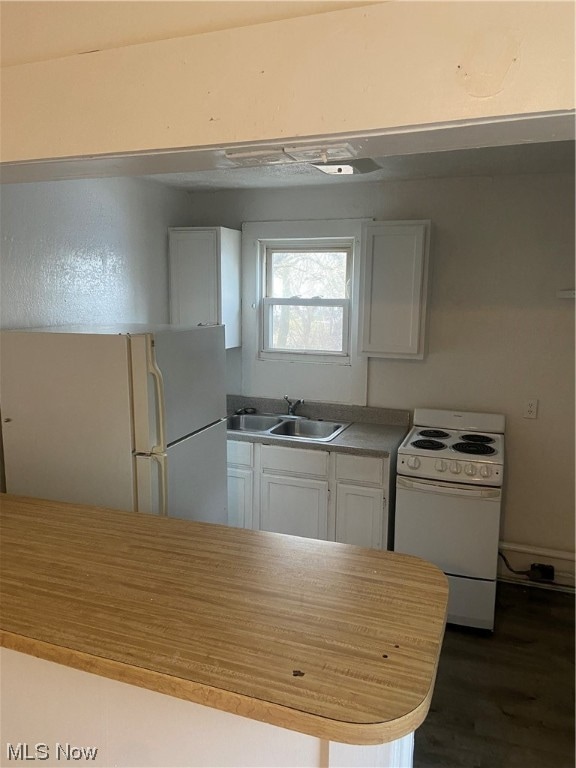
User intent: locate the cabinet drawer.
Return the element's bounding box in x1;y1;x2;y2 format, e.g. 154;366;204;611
335;454;383;486
261;445;328;478
227;440;253;467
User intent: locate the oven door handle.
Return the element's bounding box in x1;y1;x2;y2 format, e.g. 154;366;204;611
397;476;501;498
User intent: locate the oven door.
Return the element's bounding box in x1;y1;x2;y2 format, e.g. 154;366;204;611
394;475;501;580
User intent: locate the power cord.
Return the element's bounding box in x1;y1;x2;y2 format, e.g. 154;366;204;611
498;550;530;576
498;551;555;583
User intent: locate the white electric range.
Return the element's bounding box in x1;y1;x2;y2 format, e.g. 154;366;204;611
394;408;505;630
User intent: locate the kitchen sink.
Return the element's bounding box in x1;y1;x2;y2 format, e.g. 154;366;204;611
226;413;350;442
226;414;284;431
269;419;348;441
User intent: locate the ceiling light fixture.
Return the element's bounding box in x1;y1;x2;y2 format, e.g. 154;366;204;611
283;143;356;163
311;164;355;175
311;158;382;176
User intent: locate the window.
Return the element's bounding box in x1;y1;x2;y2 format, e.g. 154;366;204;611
261;243;352;358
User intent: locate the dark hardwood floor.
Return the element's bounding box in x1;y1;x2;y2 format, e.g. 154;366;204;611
414;582;575;768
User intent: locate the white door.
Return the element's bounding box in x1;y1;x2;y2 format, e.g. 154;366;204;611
227;467;254;528
360;221;429;358
166;420;227;524
335;483;384;549
259;475;329;540
394;476;502;579
168;229;219;328
132;326;226;451
0;331;135;511
135;454;166;515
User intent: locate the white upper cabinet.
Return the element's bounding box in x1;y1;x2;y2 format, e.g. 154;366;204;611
359;221;430;359
168;227;241;349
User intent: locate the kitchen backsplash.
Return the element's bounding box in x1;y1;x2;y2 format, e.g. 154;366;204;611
227;395;410;427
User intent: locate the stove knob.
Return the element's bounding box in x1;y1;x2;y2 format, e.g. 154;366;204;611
480;465;492;478
449;461;462;475
464;463;476;476
435;459;447;472
407;456;421;470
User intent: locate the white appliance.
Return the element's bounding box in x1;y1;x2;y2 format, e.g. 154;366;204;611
0;325;228;524
394;408;505;630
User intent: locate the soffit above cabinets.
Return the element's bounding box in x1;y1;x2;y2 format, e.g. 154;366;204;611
1;113;573;187
145;141;575;191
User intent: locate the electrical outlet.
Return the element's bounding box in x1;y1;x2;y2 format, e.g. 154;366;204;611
523;399;538;419
528;563;555;582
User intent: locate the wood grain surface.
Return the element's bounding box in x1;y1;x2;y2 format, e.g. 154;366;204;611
0;494;447;744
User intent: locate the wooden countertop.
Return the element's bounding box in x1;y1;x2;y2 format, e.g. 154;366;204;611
0;494;448;745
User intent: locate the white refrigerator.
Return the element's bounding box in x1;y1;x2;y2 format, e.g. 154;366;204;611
0;324;228;524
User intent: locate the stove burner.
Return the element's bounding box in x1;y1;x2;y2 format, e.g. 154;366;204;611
418;429;450;439
453;442;496;456
460;433;494;444
411;439;446;451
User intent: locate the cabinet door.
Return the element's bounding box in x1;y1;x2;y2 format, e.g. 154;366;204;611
168;227;241;349
169;229;219;327
219;227;242;348
360;221;430;358
227;467;253;529
335;483;384;549
259;475;328;540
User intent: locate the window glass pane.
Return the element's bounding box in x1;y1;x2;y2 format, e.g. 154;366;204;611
270;305;344;352
269;251;348;299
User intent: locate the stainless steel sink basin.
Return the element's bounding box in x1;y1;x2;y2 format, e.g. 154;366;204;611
226;413;350;443
269;419;349;441
226;414;284;431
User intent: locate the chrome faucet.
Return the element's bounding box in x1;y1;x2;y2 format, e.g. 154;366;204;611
284;395;304;416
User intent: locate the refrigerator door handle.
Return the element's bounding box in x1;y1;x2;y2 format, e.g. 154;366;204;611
153;452;168;517
135;453;168;516
146;336;167;453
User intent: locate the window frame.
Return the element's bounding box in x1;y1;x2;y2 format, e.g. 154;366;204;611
241;219;368;406
258;238;354;363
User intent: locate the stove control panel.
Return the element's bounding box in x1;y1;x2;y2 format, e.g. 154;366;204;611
397;454;503;486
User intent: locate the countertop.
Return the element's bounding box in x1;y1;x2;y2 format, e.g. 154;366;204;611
227;421;409;458
0;494;447;745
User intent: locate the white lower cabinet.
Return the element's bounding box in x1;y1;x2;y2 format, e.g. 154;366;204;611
334;453;389;549
227;467;254;529
226;440;390;549
259;445;329;540
335;483;383;549
260;475;329;539
226;440;254;529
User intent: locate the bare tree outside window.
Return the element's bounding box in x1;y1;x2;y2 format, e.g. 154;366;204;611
263;248;351;354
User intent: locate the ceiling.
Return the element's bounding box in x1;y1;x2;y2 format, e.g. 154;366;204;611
144;141;575;192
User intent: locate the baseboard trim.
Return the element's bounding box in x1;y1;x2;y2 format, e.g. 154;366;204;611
498;541;575;591
499;541;574;562
497;575;575;595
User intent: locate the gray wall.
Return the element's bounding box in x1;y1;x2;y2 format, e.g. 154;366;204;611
183;172;575;585
0;177;193;328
